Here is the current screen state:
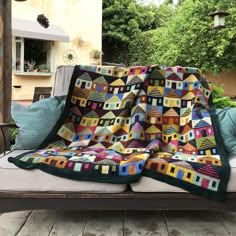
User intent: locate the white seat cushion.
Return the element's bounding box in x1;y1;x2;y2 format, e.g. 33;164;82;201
0;150;127;193
131;156;236;192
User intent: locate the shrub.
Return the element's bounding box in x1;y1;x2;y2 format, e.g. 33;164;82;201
210;83;236;108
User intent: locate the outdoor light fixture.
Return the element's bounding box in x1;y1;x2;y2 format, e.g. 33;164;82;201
209;9;230;30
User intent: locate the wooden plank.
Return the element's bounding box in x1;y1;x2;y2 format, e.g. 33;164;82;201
16;210;60;236
217;211;236;235
124;210;168;236
0;211;31;236
1;191;236;212
2;191;236;199
83;211;123;236
164;210;229;236
49;211;88;236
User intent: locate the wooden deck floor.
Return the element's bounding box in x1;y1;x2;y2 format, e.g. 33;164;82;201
0;210;236;236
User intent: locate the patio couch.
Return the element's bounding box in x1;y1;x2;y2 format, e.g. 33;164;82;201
0;107;236;213
0;65;236;213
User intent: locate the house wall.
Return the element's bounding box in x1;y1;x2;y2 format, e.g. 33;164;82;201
12;0;102;102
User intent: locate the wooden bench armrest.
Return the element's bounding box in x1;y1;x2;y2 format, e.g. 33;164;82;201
0;123;18;128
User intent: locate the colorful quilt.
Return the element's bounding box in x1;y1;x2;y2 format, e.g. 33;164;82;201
9;65;230;200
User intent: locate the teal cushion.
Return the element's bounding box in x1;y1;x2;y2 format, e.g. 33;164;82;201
11;96;66;150
216;108;236;156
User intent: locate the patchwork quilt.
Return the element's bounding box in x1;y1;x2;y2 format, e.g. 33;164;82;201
9;65;230;200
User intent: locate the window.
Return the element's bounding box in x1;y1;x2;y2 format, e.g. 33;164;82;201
186;172;192;179
212;181;216;187
13;37;54;74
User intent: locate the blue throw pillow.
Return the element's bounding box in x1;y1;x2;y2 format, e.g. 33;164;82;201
216;108;236;156
11;96;66;150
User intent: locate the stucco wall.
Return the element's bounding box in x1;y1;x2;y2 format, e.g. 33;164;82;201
12;0;102;101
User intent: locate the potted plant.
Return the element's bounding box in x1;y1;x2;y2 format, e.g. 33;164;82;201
90;49;103;59
26;60;36;72
38;64;49;73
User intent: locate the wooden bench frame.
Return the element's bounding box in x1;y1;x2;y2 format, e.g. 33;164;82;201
1;191;236;213
1;123;236;213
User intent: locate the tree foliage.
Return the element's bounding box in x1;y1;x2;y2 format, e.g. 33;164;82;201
128;29;161;65
128;0;236;74
102;0;174;64
103;0;158;43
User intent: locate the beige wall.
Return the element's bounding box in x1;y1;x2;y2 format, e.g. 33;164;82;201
204;70;236;97
12;0;102;101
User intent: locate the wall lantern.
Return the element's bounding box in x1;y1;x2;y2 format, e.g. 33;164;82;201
209;10;230;30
